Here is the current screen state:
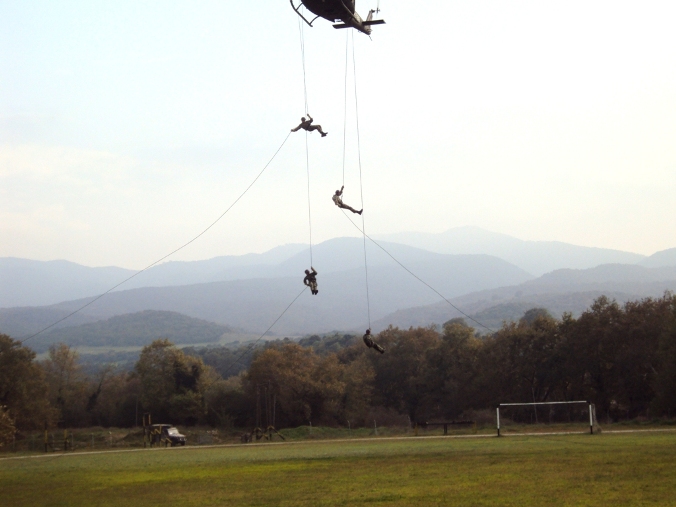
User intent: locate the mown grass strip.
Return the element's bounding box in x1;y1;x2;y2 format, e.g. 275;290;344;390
1;432;675;506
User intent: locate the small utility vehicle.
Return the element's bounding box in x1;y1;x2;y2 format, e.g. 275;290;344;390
148;424;186;447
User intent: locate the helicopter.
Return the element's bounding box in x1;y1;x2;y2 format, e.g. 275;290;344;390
290;0;385;36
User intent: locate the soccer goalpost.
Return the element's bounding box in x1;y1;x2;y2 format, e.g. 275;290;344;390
496;401;601;436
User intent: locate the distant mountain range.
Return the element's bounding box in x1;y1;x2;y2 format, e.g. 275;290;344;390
0;258;134;309
371;264;676;332
2;230;676;350
640;248;676;268
0;243;308;308
375;227;653;276
3;229;675;310
1;240;533;338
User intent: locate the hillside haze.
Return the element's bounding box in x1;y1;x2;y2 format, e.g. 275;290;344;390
4;234;676;347
4;230;662;310
1;248;532;338
376;226;647;276
0;244;307;308
27;310;238;353
1;237;529;309
371;264;676;332
0;258;134;308
640;248;676;268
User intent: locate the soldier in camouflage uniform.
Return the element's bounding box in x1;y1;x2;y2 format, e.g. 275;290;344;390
363;329;384;353
303;267;318;295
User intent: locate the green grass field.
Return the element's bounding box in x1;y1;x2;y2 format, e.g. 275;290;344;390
2;431;675;506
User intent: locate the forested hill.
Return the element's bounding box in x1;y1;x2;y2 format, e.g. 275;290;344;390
27;310;234;353
5;293;675;433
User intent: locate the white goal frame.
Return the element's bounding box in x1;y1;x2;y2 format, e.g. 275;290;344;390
496;401;598;436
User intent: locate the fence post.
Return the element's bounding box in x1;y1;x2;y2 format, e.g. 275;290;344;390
589;404;593;434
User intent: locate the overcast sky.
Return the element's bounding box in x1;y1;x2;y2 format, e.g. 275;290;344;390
2;1;675;269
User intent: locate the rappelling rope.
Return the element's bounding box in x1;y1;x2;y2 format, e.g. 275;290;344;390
342;31;349;187
298;13;313;266
20;132;293;344
340;212;496;334
350;31;372;330
298;15;309;115
305;131;313;266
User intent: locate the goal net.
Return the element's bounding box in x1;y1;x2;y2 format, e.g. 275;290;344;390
496;401;601;436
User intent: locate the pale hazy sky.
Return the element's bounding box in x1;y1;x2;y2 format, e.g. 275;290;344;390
2;1;675;268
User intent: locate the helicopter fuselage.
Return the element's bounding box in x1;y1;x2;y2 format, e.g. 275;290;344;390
301;0;356;22
293;0;384;35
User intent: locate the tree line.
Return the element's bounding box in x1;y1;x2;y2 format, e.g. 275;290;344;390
1;293;675;445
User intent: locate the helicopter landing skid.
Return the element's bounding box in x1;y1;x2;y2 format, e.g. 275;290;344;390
333;19;385;29
290;0;320;27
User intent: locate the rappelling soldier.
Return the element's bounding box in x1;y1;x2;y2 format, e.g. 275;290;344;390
303;266;318;295
363;329;384;353
332;186;362;215
291;114;328;137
